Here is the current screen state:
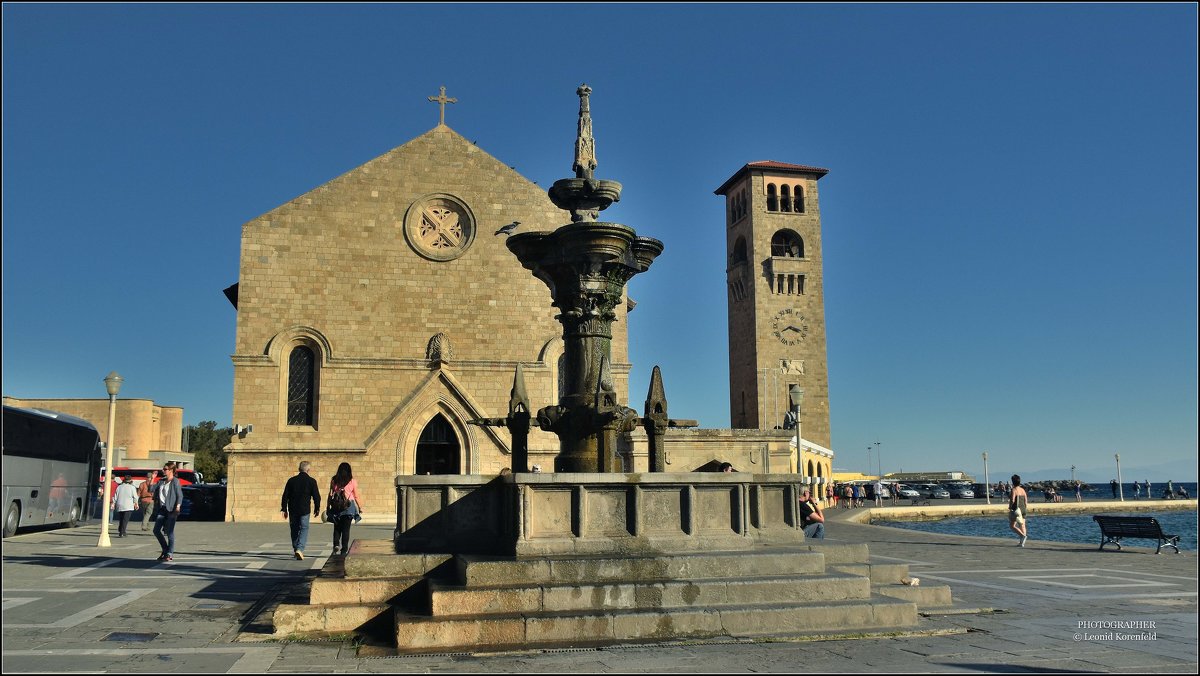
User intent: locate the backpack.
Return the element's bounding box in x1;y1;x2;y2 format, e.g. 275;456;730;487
328;485;350;513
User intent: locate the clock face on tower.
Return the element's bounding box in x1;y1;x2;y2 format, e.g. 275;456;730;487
772;308;809;345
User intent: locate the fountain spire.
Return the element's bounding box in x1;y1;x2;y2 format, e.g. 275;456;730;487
548;85;622;223
573;84;597;180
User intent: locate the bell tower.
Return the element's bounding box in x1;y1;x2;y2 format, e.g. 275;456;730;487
715;161;831;448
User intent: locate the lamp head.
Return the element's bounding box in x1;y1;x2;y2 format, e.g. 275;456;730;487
789;384;804;408
104;371;123;396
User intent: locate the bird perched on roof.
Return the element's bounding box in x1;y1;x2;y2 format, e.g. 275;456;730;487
494;221;520;236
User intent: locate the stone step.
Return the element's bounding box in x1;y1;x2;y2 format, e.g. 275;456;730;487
428;572;872;616
310;575;427;606
342;544;453;579
875;583;954;608
274;602;391;636
393;596;918;653
458;549;827;587
828;562;910;584
802;543;870;564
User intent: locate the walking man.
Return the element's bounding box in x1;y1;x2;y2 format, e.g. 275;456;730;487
137;472;157;530
152;463;183;561
281;461;321;560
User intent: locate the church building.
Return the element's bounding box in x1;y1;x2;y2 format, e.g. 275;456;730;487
223;92;834;522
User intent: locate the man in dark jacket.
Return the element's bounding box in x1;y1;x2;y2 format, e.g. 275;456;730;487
281;461;321;560
153;463;185;561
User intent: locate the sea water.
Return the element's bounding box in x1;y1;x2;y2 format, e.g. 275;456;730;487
878;508;1198;550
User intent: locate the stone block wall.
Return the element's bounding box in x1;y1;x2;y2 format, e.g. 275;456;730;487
225;125;638;522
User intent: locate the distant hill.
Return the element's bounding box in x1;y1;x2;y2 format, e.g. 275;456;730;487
1021;458;1196;484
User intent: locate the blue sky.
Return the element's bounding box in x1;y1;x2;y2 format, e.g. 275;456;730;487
3;4;1196;481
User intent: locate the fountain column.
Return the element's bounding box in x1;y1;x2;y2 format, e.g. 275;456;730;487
506;85;663;472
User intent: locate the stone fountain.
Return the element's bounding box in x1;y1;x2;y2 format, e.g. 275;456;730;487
273;86;941;653
504;85;664;472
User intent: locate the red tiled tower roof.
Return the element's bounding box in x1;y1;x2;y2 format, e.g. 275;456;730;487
714;160;829;195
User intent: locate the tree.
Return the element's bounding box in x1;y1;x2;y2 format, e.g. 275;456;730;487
186;420;233;482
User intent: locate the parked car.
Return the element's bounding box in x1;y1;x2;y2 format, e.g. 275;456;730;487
922;484;950;499
896;485;921;499
972;483;996;498
181;484;227;521
948;486;975;499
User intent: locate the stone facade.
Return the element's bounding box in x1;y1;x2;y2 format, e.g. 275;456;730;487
224;125;632;522
2;396;185;466
226;122;840;522
715;163;832;450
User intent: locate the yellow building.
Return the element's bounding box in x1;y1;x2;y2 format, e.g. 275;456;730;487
2;396;188;468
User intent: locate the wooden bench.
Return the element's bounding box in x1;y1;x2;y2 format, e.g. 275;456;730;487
1093;515;1181;554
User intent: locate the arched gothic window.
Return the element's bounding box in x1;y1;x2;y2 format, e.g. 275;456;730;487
771;230;804;258
286;346;317;426
731;236;748;265
780;185;792;212
415;414;461;475
794;185;805;213
766;184;778;212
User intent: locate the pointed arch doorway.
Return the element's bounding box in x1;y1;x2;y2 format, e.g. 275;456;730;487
414;414;461;475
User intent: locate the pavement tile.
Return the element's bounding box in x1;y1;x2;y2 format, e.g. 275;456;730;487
3;510;1196;673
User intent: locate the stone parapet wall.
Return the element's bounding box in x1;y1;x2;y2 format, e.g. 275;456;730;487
394;473;812;558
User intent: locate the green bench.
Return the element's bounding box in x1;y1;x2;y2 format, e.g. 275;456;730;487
1093;515;1181;554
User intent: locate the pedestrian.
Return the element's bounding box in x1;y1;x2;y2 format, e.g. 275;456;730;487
1166;480;1174;498
281;461;321;560
1110;479;1118;499
137;471;157;530
1145;480;1152;499
1008;474;1029;547
112;474;138;538
797;488;825;539
152;463;184;562
328;462;364;557
1133;481;1141;499
842;483;853;509
1074;481;1082;503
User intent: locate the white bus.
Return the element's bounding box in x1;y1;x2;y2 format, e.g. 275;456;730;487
3;406;102;537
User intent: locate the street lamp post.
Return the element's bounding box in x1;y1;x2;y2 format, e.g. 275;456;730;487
875;441;882;480
789;385;803;483
1115;453;1124;502
982;451;990;505
97;371;123;548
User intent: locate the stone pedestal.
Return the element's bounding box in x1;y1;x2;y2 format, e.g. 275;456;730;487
393;472;810;557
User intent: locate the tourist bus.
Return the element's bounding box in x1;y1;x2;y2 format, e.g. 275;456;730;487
3;406;102;537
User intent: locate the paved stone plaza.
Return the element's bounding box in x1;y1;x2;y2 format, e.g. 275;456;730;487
2;505;1195;673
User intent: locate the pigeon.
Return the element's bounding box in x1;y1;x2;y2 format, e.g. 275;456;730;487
494;221;520;236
